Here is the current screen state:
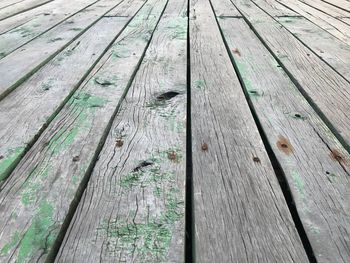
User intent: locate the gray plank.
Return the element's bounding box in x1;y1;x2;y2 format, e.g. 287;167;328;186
210;0;241;17
278;0;350;44
253;0;298;17
0;0;123;100
219;16;350;263
0;0;146;183
0;0;54;21
0;0;25;10
321;0;350;13
190;0;308;262
56;0;187;261
232;0;350;150
277;16;350;81
0;0;168;261
299;0;350;19
0;0;99;59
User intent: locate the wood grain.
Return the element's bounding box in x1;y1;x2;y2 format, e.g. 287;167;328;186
0;0;99;60
0;0;169;261
0;0;54;21
232;0;350;150
219;16;350;263
0;0;123;100
190;0;308;261
277;16;350;81
56;0;188;261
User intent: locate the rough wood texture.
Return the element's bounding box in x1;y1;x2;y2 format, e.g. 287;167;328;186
0;0;168;262
278;0;350;44
277;16;350;81
321;0;350;13
0;0;99;59
0;0;54;21
219;16;350;263
0;12;138;182
210;0;241;17
232;0;350;150
56;1;187;261
253;0;298;16
299;0;350;19
190;0;308;262
0;0;124;100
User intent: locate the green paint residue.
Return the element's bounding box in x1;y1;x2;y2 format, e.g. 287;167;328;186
17;200;56;263
166;17;187;40
98;148;184;261
0;231;21;255
12;26;34;38
0;52;6;59
194;80;205;90
292;171;305;199
0;147;26;182
72;92;108;108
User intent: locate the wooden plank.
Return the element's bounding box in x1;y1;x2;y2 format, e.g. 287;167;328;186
210;0;241;17
232;0;350;151
0;0;168;261
299;0;350;19
252;0;298;17
278;0;350;44
0;0;26;10
190;0;308;261
0;0;99;59
0;0;124;100
277;16;350;81
56;1;187;261
219;16;350;263
0;0;146;183
321;0;350;13
0;0;54;21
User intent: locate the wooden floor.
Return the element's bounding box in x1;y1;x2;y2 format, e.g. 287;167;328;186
0;0;349;262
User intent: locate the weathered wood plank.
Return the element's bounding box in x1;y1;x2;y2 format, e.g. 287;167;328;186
0;0;99;59
320;0;350;13
0;0;146;183
0;0;25;10
56;1;187;262
252;0;298;17
277;16;350;81
231;0;350;150
0;0;54;21
210;0;241;17
219;16;350;263
190;0;308;261
0;0;168;262
278;0;350;44
299;0;350;19
0;0;124;100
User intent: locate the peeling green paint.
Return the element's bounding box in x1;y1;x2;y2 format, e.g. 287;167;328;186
0;147;26;182
194;80;205;89
0;231;21;255
292;171;305;199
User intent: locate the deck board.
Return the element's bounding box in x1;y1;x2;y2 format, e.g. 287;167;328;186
190;0;307;261
218;15;350;263
0;0;349;262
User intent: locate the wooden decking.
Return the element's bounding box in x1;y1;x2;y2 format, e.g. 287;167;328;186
0;0;349;262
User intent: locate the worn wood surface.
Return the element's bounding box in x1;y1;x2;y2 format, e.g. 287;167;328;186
299;0;350;19
0;0;54;21
278;0;350;44
190;0;308;262
56;0;187;261
253;0;298;17
277;16;350;81
0;0;124;100
0;0;169;262
232;0;350;150
219;16;350;263
0;0;99;59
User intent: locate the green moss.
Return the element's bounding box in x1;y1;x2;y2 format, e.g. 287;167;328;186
17;200;56;263
0;147;26;182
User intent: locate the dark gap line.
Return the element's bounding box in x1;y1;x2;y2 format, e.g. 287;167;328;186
276;0;350;46
0;0;102;60
47;0;170;261
0;0;125;102
234;0;350;154
320;0;350;14
0;0;55;22
218;15;243;18
209;1;317;262
274;15;303;17
0;0;136;187
253;1;350;84
0;0;26;11
296;0;350;26
185;0;194;262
